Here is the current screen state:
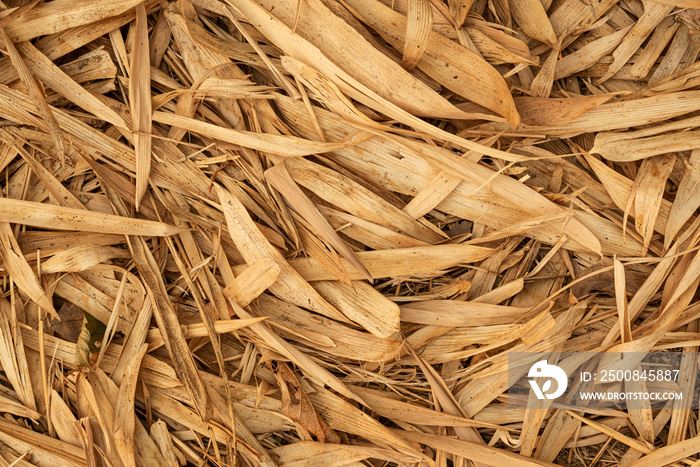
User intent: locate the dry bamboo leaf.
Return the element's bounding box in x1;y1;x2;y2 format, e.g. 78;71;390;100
343;0;520;124
286;157;443;244
628;436;700;467
665;149;700;248
624;365;655;444
465;27;536;65
409;347;486;450
127;234;211;420
296;220;354;287
112;342;148;467
49;389;81;447
401;300;530;326
598;3;675;84
633;154;675;252
219;1;512;160
647;0;700;6
508;0;556;46
402;0;432;71
216;183;349;322
554;26;631;80
0;418;86;467
3;0;145;43
223;257;280;307
584;153;671;236
269;361;340;443
264;162;372;281
273;441;412;466
225;295;364;403
0;28;64;160
592;129;700;161
614;258;633;343
2;131;84;210
399;429;555;467
283;244;495;281
240;0;477;119
152;110;350;156
312;280;400;338
38;245;129;274
0;298;36;410
0;392;40;420
147;318;267;344
530;47;559;98
0;222;57;319
150;421;185;467
321;206;427;249
307;382;425;461
515;94;618;127
0;198;184;236
1;0;699;463
534;410;580;462
257;294;402;362
131;3;152;211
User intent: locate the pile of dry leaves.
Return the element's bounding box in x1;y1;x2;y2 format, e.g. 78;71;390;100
1;0;700;465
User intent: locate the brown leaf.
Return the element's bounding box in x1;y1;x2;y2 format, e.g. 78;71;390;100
269;361;340;444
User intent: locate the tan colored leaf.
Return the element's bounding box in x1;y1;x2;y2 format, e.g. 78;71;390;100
509;0;556;46
402;0;432;71
0;28;64;160
0;222;57;319
270;361;340;443
131;3;152;211
216;184;348;322
264;162;372;281
0;197;184;236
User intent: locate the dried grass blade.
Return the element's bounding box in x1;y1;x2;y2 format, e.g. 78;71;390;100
131;3;152;211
